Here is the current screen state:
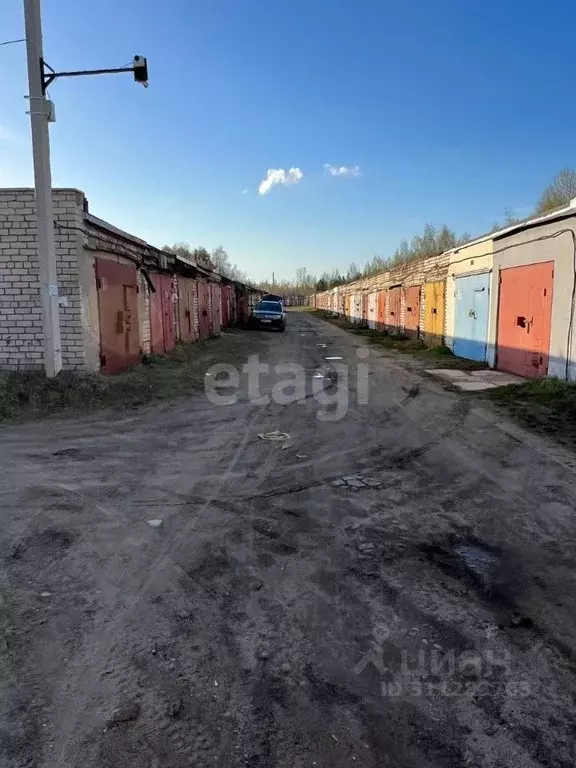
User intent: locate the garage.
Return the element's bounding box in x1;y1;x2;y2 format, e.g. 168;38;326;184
388;286;402;333
453;273;490;362
368;292;378;329
95;258;140;374
496;262;554;377
178;276;197;343
211;283;221;336
197;280;211;340
149;273;176;353
404;285;421;337
423;281;445;346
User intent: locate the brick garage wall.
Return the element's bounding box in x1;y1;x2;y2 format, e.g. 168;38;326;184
0;188;85;370
315;252;450;335
138;271;151;356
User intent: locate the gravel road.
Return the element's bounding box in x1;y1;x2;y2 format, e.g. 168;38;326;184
1;310;575;768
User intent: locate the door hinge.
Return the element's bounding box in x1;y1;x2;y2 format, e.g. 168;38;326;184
100;354;106;368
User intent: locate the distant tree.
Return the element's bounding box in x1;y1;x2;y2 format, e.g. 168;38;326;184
436;225;457;253
163;242;214;269
316;278;328;292
210;245;250;282
347;262;361;281
536;168;576;214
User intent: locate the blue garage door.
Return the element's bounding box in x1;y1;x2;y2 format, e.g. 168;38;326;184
453;273;490;362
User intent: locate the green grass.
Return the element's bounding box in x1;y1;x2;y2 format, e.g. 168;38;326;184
308;309;487;369
0;332;258;424
489;377;576;446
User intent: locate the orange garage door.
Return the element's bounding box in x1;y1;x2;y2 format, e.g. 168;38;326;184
497;262;554;377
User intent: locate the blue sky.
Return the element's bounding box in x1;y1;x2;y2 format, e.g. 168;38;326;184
1;0;575;281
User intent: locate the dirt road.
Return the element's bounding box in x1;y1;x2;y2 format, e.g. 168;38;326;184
1;311;575;768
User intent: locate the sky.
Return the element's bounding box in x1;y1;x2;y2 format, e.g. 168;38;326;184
1;0;575;282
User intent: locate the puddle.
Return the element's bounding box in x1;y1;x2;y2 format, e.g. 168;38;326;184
455;544;499;591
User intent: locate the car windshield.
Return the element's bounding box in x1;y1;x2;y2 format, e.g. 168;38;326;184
256;301;282;312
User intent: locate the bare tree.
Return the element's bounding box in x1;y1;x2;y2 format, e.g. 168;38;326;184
536;169;576;214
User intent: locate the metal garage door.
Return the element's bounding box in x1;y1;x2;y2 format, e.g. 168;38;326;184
95;259;140;374
197;280;211;340
423;281;445;346
353;293;362;323
368;292;378;329
388;287;402;333
178;277;197;343
211;283;221;335
497;262;554;377
404;285;421;337
453;273;490;362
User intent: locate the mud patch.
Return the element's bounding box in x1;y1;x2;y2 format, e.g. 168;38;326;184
454;543;500;591
10;528;75;562
420;537;502;596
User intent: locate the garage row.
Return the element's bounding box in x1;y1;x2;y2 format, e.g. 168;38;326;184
94;257;258;374
313;201;576;380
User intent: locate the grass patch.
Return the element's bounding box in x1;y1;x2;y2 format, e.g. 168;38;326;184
308;309;487;369
0;332;258;424
489;377;576;446
417;345;488;371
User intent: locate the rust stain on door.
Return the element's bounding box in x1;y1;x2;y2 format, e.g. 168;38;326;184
95;258;140;373
497;262;554;377
388;287;402;333
197;280;211;340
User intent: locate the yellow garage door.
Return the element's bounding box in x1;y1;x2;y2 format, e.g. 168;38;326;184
423;281;445;346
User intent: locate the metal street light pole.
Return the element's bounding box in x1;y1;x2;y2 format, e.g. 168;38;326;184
23;0;62;377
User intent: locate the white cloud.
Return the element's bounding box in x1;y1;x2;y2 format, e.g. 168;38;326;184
258;167;304;196
324;164;361;178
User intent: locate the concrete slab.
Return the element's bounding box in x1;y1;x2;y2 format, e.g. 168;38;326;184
454;380;498;391
425;369;469;381
469;370;524;385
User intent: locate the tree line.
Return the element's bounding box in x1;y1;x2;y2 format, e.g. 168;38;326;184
164;168;576;295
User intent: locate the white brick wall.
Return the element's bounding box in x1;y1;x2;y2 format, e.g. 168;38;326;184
0;188;85;371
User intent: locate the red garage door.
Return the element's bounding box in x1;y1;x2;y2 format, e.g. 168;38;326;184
95;259;140;373
388;287;402;333
497;262;554;377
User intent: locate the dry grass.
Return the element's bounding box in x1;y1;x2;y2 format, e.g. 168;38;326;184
489;378;576;448
0;331;260;424
309;309;487;369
